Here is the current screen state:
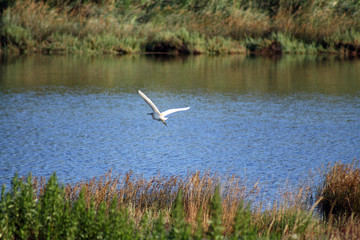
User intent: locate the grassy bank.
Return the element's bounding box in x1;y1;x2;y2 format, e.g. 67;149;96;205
1;0;360;55
1;161;360;239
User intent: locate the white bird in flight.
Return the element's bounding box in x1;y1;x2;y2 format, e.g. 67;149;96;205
138;90;190;126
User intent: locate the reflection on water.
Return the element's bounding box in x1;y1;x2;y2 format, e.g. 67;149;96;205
0;54;359;200
1;54;360;94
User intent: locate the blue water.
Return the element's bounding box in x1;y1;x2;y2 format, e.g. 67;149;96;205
0;55;359;199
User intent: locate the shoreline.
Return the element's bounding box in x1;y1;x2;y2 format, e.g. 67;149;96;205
2;0;360;57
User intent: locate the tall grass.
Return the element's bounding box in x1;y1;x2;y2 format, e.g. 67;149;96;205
316;160;360;219
1;170;261;239
1;160;360;239
1;0;360;55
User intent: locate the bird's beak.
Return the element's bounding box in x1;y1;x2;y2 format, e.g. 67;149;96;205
162;121;167;126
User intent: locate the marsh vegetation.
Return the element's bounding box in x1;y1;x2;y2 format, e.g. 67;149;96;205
1;161;359;239
1;0;360;55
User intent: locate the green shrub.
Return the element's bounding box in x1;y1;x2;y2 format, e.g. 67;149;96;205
37;174;67;239
169;190;191;239
207;186;223;240
231;201;258;239
0;173;138;239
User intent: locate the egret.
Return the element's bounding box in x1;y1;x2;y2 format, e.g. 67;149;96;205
138;90;190;126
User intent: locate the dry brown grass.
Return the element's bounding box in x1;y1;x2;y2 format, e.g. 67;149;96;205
317;160;360;220
26;161;360;239
31;170;259;235
251;184;322;239
185;7;270;40
274;1;359;45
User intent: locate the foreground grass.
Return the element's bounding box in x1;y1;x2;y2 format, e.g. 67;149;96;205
1;161;360;239
1;0;360;55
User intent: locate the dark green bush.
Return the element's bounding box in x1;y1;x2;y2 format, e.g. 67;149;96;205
231;201;258;239
169;190;192;239
207;186;223;240
0;173;139;239
0;0;15;13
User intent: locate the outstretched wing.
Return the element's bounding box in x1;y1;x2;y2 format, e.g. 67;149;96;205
161;107;190;117
138;90;161;115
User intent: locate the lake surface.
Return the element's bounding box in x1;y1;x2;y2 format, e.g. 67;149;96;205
1;54;359;199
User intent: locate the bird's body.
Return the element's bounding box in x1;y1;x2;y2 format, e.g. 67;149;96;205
138;90;190;126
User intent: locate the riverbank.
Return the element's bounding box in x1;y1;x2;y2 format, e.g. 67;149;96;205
1;161;359;239
1;0;360;56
